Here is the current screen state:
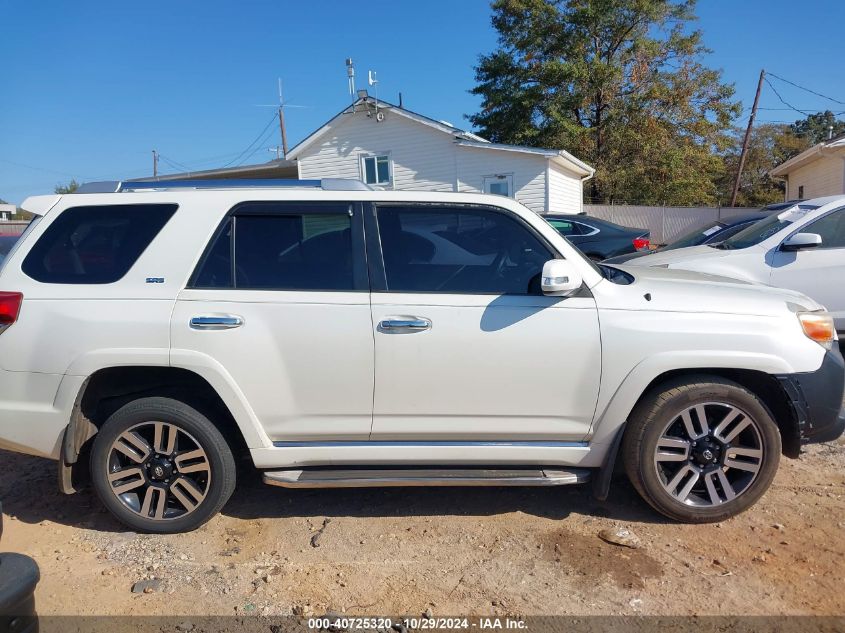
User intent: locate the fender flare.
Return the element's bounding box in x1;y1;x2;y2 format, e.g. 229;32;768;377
58;349;272;494
589;350;795;447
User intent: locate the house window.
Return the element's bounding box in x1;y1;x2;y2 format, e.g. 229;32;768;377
798;185;804;199
483;174;513;197
361;154;391;185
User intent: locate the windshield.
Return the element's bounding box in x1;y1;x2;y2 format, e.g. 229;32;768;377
665;223;724;250
717;204;818;250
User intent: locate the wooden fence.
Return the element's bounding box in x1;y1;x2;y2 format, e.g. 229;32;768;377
0;221;30;236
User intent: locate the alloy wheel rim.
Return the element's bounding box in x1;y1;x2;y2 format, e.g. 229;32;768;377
652;402;764;507
106;422;211;521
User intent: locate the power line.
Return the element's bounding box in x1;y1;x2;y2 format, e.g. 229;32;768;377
767;72;845;106
236;124;279;166
174;150;251;168
221;113;279;168
157;154;193;173
763;77;814;117
0;158;83;179
758;107;845;113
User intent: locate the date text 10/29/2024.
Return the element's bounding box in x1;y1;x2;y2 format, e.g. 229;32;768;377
306;618;528;630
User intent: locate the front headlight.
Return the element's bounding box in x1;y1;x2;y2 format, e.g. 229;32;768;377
798;311;837;349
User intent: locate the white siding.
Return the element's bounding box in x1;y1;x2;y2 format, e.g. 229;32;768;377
547;162;583;214
455;146;548;213
295;107;586;215
296;110;458;191
787;154;845;199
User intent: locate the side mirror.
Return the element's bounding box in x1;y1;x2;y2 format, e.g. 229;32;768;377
781;232;822;252
541;259;582;296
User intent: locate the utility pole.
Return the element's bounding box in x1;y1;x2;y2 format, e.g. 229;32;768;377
730;69;765;207
258;78;301;158
277;104;288;158
256;78;302;159
152;150;158;178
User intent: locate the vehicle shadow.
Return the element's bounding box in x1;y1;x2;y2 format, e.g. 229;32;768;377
225;468;669;524
0;449;670;532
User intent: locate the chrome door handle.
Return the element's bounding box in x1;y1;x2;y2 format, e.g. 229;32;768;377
378;317;432;332
190;315;244;330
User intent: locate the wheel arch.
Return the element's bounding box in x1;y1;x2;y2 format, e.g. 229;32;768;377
591;364;800;502
594;365;800;458
60;364;269;493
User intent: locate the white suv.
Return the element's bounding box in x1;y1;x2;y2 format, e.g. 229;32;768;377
621;198;845;333
0;180;842;533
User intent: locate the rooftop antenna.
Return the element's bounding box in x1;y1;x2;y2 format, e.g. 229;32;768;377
368;70;380;119
346;58;356;96
346;58;359;113
256;78;309;159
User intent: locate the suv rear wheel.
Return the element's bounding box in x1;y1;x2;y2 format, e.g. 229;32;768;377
622;376;781;523
90;397;236;533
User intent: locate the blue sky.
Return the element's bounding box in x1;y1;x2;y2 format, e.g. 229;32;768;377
2;0;845;204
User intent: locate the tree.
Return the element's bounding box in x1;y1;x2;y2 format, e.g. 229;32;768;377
468;0;740;205
790;110;845;145
715;124;809;207
54;179;80;194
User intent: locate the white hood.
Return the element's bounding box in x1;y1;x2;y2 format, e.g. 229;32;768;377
607;262;824;317
619;244;735;267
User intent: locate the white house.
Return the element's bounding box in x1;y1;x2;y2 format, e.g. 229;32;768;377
770;133;845;199
0;203;14;221
287;96;593;214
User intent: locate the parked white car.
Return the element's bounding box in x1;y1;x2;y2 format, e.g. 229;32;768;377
0;180;842;533
619;197;845;333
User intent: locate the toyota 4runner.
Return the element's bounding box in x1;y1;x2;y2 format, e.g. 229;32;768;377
0;179;842;533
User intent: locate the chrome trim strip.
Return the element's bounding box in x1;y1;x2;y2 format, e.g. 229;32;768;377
271;440;589;448
572;221;600;236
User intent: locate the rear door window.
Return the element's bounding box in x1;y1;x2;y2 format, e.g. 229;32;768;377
190;203;364;291
21;204;176;284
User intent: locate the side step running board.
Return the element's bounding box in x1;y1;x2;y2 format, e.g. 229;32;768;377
263;467;590;489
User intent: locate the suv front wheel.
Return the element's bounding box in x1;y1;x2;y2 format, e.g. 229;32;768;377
90;397;236;533
622;376;781;523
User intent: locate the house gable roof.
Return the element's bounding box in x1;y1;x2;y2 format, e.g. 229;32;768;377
286;96;594;177
770;134;845;178
286;97;486;159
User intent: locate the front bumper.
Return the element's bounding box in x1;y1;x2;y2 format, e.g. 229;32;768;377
776;345;845;447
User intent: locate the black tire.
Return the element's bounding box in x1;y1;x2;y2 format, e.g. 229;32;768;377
622;375;781;523
90;397;236;533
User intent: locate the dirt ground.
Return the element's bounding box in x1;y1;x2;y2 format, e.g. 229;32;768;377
1;434;844;619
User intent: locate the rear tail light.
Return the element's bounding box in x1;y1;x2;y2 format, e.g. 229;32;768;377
633;237;650;251
0;292;23;333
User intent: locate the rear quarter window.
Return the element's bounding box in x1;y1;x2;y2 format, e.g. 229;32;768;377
21;204;177;284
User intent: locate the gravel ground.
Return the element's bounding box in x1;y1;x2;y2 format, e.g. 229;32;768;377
1;434;844;617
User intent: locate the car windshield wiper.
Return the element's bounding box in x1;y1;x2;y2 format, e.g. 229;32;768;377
708;242;733;250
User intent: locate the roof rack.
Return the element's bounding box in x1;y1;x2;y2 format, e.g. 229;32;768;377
74;178;373;194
